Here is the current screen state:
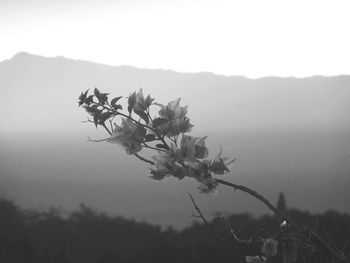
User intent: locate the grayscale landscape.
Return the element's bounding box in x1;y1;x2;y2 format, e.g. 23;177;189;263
1;52;349;229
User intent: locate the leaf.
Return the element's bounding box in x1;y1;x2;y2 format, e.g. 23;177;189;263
128;91;137;108
86;95;94;105
83;89;89;98
134;110;149;124
99;112;114;124
112;104;122;111
111;96;123;107
194;136;209;159
156;144;168;150
99;93;109;104
94;88;101;99
78;94;84;106
84;105;99;115
93;113;100;127
78;89;89;106
149;169;166;180
135;124;147;140
180;135;196;159
152;118;168;128
145;134;156;142
145;94;154;107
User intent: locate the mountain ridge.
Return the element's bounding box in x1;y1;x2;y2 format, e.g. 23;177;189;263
1;51;350;134
4;52;350;80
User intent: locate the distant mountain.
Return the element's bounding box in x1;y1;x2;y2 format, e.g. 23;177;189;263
1;52;350;133
0;52;349;228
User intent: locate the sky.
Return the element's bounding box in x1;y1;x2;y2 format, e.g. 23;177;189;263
1;0;350;78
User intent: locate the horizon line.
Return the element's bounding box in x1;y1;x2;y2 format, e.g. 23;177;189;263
2;51;350;81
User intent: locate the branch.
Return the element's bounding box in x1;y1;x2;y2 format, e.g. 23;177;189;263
215;178;298;228
215;178;349;263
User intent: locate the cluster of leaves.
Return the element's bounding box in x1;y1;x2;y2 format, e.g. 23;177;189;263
244;223;310;263
79;89;349;263
79;88;234;193
79;89;122;128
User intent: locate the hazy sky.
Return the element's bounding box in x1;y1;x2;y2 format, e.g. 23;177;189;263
1;0;350;77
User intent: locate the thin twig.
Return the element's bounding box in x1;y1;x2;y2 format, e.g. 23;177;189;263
109;119;114;132
134;153;155;165
101;123;112;135
188;193;211;226
87;137;109;143
82;118;94;124
142;142;167;152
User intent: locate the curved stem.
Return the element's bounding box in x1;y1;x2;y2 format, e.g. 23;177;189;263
142;143;167;152
214;178;349;263
134;153;155;165
215;179;299;229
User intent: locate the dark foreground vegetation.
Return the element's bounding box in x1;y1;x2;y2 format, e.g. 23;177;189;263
0;198;349;263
